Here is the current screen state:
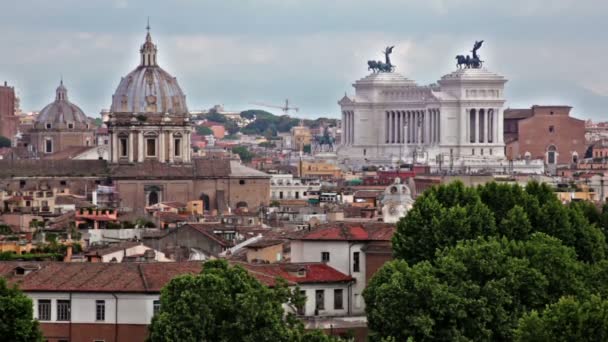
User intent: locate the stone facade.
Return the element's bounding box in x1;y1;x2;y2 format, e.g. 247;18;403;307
29;81;95;155
337;68;507;170
107;28;191;164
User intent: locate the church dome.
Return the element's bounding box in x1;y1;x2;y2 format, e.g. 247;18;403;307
110;28;188;115
35;80;90;129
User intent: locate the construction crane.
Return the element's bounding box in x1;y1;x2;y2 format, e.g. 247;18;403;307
250;99;299;116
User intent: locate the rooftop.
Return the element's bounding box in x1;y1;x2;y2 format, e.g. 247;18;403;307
291;222;395;241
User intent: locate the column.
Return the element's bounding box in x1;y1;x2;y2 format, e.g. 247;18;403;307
480;109;485;143
128;132;134;162
385;112;389;144
464;108;469;145
391;111;396;144
138;131;144;162
396;111;400;144
186;132;191;162
169;133;174;163
437;110;441;144
497;108;504;144
430;111;434;144
111;132;117;162
350;111;355;145
346;112;351;145
488;109;493;143
475;109;479;143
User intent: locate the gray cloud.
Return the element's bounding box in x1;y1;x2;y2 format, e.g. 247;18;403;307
0;0;606;119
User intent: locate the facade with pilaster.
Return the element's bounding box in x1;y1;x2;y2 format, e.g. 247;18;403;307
338;68;509;171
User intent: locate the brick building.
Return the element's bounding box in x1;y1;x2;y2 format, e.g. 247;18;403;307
504;105;586;172
0;81;19;143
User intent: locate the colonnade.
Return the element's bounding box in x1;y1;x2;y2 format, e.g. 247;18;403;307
342;111;354;145
467;108;500;144
384;109;440;145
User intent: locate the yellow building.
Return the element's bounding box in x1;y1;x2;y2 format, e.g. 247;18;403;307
298;161;342;179
0;241;33;254
291;125;312;152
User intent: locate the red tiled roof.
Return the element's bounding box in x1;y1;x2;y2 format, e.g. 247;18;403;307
235;262;353;286
0;261;202;293
292;222;395;241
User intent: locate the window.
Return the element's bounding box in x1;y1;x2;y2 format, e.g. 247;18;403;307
472;148;475;155
315;290;325;311
490;148;493;155
38;299;51;321
549;125;554;133
174;138;181;157
353;252;360;272
153;300;161;316
279;191;283;199
60;180;67;186
321;252;330;262
96;300;105;321
239;180;246;185
68;123;73;129
295;191;300;199
146;138;156;157
120;138;128;157
334;289;344;310
45;139;53;153
57;300;71;321
46;123;52;129
297;290;306;315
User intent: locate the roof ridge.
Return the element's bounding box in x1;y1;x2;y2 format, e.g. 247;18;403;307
138;264;150;291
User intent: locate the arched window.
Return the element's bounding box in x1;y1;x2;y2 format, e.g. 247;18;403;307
200;193;210;211
572;152;579;164
236;201;248;209
148;191;159;205
547;145;557;164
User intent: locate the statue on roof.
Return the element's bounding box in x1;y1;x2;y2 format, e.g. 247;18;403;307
367;46;396;73
456;40;484;69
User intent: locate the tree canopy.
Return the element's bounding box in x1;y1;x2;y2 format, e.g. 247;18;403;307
195;125;214;136
148;260;340;342
392;181;606;264
365;234;595;341
0;135;11;148
366;180;608;341
515;295;608;342
232;146;255;163
0;278;43;342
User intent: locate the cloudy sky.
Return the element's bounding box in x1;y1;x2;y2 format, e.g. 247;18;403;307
0;0;606;120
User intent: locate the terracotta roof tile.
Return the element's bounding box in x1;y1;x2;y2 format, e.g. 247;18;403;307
292;222;395;241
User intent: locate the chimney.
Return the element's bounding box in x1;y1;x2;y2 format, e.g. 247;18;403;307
64;244;73;262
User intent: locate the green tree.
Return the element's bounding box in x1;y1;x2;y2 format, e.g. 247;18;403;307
365;234;587;342
498;205;532;239
195;126;214;136
148;260;338;342
0;278;43;342
515;295;608;342
392;181;607;264
0;135;11;148
232;146;255;163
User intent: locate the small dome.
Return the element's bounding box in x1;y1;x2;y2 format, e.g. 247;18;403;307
35;81;90;128
110;29;188;115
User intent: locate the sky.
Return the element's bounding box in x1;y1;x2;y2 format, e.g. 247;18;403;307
0;0;607;120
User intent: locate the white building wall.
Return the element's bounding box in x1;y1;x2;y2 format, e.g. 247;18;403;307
299;283;350;317
29;292;159;325
291;240;367;315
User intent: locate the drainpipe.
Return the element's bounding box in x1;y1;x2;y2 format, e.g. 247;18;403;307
347;242;355;315
112;293;118;342
68;292;72;342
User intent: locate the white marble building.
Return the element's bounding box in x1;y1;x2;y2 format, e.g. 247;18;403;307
338;67;512;171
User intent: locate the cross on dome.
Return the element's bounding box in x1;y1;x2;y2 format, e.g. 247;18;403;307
56;78;68;101
140;18;157;67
